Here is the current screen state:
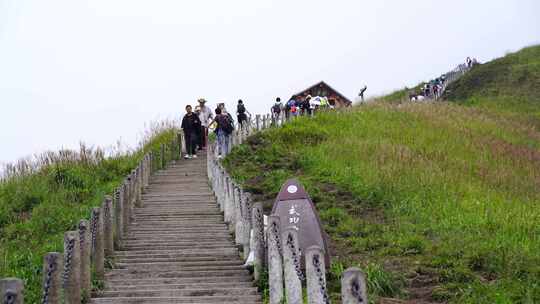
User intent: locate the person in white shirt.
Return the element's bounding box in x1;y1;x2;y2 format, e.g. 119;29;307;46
197;98;213;150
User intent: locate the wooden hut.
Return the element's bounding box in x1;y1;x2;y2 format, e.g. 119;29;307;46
292;81;352;108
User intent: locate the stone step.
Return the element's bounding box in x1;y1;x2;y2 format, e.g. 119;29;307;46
90;296;262;303
116;257;242;264
140;199;216;203
121;241;233;247
130;222;227;227
124;233;231;240
142;193;214;198
105;281;254;292
108;264;247;273
105;269;250;280
134;209;223;214
115;259;243;268
114;252;239;259
128;226;228;231
105;275;254;287
132;220;225;225
135;206;218;210
96;287;258;298
132;216;223;221
129;226;229;231
124;234;231;240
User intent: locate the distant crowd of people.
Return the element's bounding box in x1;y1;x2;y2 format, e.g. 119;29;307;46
271;94;337;122
180;94;346;159
409;57;478;101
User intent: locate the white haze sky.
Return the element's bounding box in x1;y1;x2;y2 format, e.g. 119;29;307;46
1;0;539;165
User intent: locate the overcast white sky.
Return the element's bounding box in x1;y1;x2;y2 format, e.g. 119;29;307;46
1;0;539;165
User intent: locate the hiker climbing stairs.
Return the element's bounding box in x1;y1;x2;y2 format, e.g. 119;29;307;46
90;155;262;303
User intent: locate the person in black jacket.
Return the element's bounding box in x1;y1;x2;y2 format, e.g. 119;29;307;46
181;105;201;159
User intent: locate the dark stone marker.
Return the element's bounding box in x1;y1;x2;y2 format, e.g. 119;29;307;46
271;179;330;267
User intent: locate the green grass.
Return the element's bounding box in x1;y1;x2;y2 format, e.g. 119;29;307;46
223;45;540;303
0;122;180;303
224;104;540;303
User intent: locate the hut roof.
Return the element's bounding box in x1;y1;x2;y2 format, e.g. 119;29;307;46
293;81;352;105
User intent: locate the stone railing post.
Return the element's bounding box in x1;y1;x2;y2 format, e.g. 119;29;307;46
41;252;62;304
91;207;105;281
306;246;329;304
341;267;368;304
262;116;267;129
160;144;165;169
114;187;124;249
128;174;135;223
233;186;243;246
177;132;183;159
224;176;233;224
136;167;143;207
145;154;150;188
256;115;261;130
0;278;24;304
228;178;237;230
179;131;186;156
63;231;81;304
251;202;264;281
282;227;303;304
241;191;252;255
78;220;91;299
216;168;224;212
267;216;284;304
102;196;114;257
122;181;130;235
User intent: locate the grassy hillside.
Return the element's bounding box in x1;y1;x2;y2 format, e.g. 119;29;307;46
224;46;540;303
0;122;179;303
445;45;540;125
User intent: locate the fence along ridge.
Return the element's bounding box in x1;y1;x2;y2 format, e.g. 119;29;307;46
207;111;368;304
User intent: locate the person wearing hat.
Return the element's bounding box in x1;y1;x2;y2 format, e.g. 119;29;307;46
197;98;213;150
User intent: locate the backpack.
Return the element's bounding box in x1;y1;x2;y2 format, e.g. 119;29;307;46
218;115;234;134
272;104;281;114
237;104;246;114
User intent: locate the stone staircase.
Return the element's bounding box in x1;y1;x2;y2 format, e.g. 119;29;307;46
90;155;262;303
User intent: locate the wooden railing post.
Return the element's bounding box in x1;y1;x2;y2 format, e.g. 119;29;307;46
267;215;284;304
306;245;328;304
78;219;91;300
341;267;368;304
41;252;62;304
63;231;81;304
282;227;303;304
251;202;264;281
0;278;24;304
91;207;105;281
102;196;114;257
